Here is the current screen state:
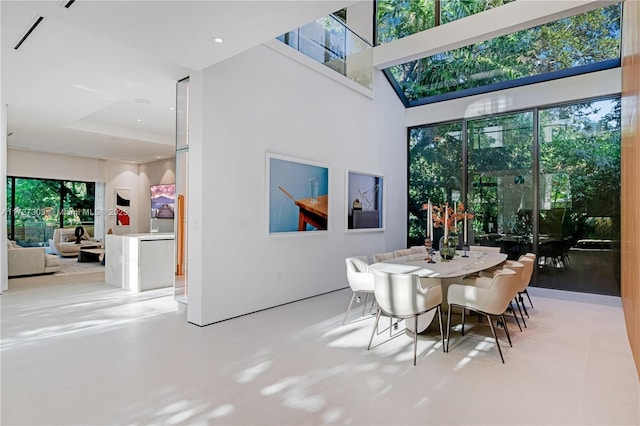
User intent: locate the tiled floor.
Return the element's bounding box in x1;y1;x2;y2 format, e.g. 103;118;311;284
2;272;639;425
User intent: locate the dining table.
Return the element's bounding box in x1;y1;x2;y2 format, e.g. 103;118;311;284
369;251;508;333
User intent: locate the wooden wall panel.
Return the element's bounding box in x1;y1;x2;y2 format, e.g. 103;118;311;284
621;0;640;380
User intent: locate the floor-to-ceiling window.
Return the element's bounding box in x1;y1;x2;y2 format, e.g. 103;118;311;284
408;121;463;246
6;177;95;247
467;111;534;259
537;98;621;295
408;96;621;295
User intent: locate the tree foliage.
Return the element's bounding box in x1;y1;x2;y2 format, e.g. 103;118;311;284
379;2;621;102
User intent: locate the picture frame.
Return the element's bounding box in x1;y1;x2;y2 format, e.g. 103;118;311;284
150;183;175;219
266;153;330;234
345;170;384;232
115;188;131;227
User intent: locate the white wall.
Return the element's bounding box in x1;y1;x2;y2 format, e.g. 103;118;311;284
138;158;176;233
7;149;103;182
190;42;405;326
1;105;7;292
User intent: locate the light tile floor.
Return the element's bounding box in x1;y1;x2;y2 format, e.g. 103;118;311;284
2;272;639;425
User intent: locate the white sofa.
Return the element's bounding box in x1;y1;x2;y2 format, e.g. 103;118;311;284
7;241;61;277
50;227;98;257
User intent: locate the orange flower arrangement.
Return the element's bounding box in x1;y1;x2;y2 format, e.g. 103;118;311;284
422;201;474;241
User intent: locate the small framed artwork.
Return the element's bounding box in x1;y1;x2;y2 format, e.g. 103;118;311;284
115;188;131;227
150;183;175;219
346;170;384;232
266;153;329;234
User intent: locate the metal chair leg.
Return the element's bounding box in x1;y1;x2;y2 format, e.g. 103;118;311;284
446;305;453;353
368;309;382;350
487;315;505;364
342;293;357;325
524;289;534;309
437;306;445;353
509;301;523;332
362;293;369;316
500;314;512;347
461;309;466;336
413;315;418;366
514;297;527;328
519;293;530;317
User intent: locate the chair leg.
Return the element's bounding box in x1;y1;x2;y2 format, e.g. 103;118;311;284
413;315;418;366
524;289;534;309
362;293;369;316
487;315;505;364
342;293;357;325
509;301;523;332
437;306;445;353
514;297;527;328
501;314;512;347
368;309;382;350
461;308;466;336
518;293;530;317
446;305;453;353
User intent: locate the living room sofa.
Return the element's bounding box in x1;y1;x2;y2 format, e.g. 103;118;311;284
50;227;99;257
7;241;61;277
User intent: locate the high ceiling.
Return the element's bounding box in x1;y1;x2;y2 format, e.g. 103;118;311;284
1;0;354;163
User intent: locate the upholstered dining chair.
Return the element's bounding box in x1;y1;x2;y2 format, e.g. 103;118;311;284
469;245;501;253
469;261;525;331
343;257;375;326
368;271;444;366
516;255;536;314
410;245;427;254
372;252;394;262
446;268;517;363
393;248;413;258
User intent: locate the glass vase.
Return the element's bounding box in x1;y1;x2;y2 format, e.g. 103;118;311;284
439;234;458;260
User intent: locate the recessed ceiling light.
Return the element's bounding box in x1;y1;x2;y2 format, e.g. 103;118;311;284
169;107;175;111
136;118;142;122
213;37;224;44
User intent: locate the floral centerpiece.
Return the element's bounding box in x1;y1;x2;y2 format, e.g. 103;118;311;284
422;201;474;260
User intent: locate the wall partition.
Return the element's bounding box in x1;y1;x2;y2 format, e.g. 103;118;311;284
408;95;621;295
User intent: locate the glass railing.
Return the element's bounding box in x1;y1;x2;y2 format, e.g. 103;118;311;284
277;14;373;90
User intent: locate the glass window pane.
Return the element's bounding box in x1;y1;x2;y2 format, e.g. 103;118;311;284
408;121;463;246
12;179;60;247
538;98;621;295
467;112;534;258
385;3;621;105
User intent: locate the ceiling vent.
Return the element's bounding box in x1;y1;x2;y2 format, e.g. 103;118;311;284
14;15;44;50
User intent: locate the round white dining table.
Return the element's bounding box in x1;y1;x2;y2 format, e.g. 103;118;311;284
369;251;508;333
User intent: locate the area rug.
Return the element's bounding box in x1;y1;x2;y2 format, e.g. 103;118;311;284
54;257;105;276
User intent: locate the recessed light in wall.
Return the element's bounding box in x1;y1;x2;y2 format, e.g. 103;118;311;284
213;37;224;44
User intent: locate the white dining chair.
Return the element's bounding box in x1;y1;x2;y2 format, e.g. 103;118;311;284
516;255;536;314
469;245;501;253
372;252;394;262
467;261;525;331
368;270;444;365
343;257;374;325
410;245;428;254
393;248;413;257
446;268;517;363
